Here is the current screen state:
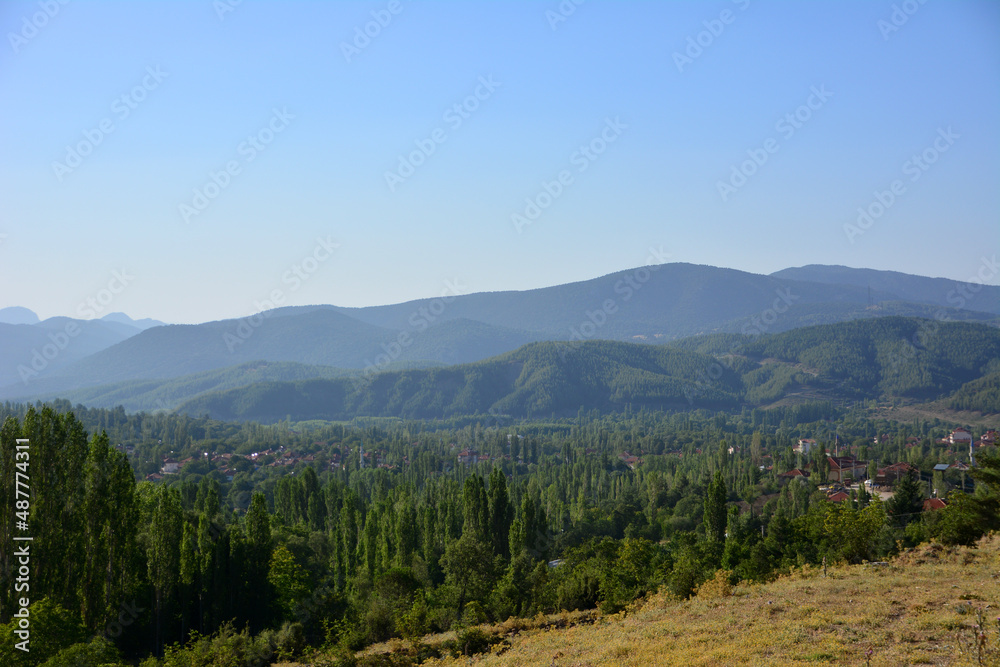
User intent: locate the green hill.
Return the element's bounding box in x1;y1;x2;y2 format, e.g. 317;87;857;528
176;318;1000;422
4;264;998;404
177;340;742;422
946;370;1000;414
740;317;1000;400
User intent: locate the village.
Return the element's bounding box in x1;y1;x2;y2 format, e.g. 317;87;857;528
134;426;998;518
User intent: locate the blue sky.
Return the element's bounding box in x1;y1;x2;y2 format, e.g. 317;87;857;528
1;0;998;324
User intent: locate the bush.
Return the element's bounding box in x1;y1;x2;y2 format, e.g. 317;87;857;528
446;628;496;657
160;623;276;667
695;569;733;600
262;621;306;661
40;637;123;667
0;598;88;667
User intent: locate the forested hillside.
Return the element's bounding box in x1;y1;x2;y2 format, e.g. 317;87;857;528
175;318;1000;423
2;402;998;666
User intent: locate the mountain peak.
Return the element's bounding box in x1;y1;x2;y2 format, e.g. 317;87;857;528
0;306;40;325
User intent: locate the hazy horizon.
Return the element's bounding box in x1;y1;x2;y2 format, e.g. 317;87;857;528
3;1;998;324
3;259;998;326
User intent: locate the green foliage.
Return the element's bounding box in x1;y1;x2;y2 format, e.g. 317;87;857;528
970;448;1000;533
267;545;310;620
0;598;87;667
824;497;890;563
887;470;925;526
704;471;727;544
39;637;123;667
446;627;496;657
948;370;1000;414
6;392;1000;665
158;623;275;667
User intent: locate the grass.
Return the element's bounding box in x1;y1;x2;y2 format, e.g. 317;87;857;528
399;536;1000;666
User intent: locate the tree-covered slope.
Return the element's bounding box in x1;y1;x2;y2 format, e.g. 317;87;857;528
946;371;1000;414
176;318;1000;422
739;317;1000;400
177;341;742;422
21;361;354;412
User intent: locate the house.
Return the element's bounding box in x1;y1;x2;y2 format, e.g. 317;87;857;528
827;456;867;483
457;449;479;465
950;428;974;446
981;430;997;446
777;468;810;485
923;498;948;511
874;462;918;486
932;463;950;473
828;490;851;503
160;458;180;474
949;461;970;472
795;439;818;455
619;452;642;470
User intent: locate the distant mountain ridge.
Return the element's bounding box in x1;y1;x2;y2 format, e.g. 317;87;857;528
0;307;40;325
771;264;1000;314
1;263;997;403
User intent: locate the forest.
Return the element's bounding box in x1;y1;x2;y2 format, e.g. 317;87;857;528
1;399;998;666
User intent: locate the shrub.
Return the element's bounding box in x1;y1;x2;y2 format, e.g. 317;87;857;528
696;569;733;600
40;637;123;667
445;628;496;657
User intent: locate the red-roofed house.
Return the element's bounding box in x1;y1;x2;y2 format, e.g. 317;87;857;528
874;462;919;486
457;449;479;465
923;498;948;511
777;468;810;485
619;452;642;470
827;456;867;483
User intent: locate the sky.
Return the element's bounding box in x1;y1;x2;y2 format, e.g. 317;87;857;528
1;0;998;325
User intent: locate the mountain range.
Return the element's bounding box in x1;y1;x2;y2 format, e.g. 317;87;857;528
2;263;997;417
175;317;1000;422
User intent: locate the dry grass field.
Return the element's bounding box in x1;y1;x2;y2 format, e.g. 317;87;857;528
339;536;1000;667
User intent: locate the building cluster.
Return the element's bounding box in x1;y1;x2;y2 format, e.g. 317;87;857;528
148;444;341;482
777;427;995;505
